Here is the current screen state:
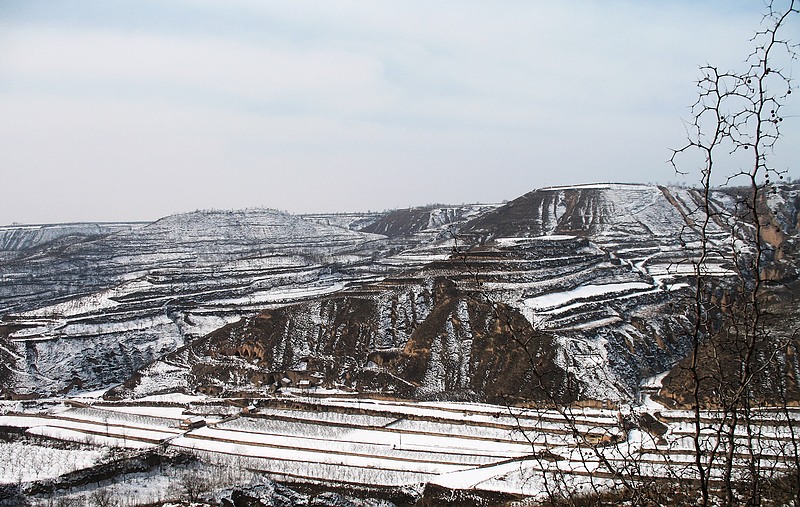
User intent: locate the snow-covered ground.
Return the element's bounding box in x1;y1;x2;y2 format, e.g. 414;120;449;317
1;395;796;504
0;440;110;484
524;282;654;311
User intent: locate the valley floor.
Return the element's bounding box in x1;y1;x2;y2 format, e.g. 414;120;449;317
0;392;798;505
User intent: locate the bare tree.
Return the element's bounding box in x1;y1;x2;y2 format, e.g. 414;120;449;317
88;488;119;507
443;2;800;505
178;468;211;502
669;1;799;505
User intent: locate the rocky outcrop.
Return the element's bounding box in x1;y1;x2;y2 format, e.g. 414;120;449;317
216;478;404;507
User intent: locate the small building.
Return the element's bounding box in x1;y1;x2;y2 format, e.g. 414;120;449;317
179;416;206;430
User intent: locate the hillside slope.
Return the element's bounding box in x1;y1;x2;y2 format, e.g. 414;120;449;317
124;234;690;404
0;209;390;396
3;184;798;403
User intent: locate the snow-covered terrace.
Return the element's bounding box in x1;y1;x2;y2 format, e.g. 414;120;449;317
0;396;797;500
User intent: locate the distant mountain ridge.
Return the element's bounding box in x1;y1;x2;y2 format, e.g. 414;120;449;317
1;183;798;403
0;221;144;251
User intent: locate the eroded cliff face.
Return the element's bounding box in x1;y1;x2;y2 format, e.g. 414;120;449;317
119;233;696;404
359;204;499;240
657;278;800;407
465;184;698;238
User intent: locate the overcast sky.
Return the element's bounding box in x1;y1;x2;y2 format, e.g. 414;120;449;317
1;1;798;224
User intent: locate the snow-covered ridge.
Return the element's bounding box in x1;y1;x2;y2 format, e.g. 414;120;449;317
0;221;144;251
1;205;506;397
538;182;650;191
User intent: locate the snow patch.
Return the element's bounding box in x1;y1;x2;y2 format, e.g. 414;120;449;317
525;282;653;311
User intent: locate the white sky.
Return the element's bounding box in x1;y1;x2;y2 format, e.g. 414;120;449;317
0;1;798;224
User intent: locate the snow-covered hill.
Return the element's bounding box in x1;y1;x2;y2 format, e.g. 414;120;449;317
0;222;143;252
0;209;393;396
1;184;798;403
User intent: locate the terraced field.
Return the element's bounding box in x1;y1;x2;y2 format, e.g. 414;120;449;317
1;395;797;501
